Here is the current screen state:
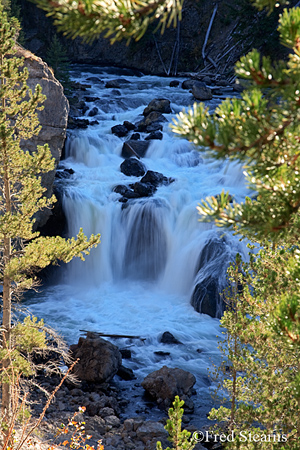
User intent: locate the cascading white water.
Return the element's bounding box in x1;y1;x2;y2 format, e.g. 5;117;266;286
26;66;249;413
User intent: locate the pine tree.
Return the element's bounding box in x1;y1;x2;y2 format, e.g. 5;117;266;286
209;251;300;449
45;34;71;95
156;396;196;450
32;0;183;43
0;3;100;425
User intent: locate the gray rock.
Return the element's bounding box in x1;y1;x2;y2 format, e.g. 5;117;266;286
121;140;150;158
143;98;172;116
99;407;115;417
191;82;212;101
105;415;121;428
144;111;168;126
120;348;132;359
111;89;121;95
182;79;196;90
136;421;168;444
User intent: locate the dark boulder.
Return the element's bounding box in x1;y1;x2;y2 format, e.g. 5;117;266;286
88;107;99;117
160;331;182;345
130;133;140;140
144;111;168;126
182;79;195;90
137;112;167;132
84;96;99;102
123;120;136;131
191;236;234;318
105;79;121;88
69;332;122;383
120;348;132;359
122;190;141;199
117;365;136;381
121;140;150;158
113;184;130;196
145;131;163;140
146;122;164;133
86;76;103;83
105;78;130;88
191;82;212;101
141;170;173;187
78;100;89;114
55;167;75;179
170;80;180;87
143;98;172;116
68;117;90;129
120;158;146;177
133;181;157;197
111;124;128;137
141;365;196;409
111;89;121;96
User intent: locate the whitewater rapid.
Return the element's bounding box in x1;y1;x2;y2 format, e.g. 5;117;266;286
26;66;248;418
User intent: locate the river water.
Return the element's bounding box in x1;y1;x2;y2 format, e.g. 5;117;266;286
26;65;248;423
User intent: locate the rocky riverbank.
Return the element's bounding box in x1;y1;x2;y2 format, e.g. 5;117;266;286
27;332;222;450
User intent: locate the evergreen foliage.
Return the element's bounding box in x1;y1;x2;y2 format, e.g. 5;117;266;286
209;253;300;448
0;1;100;425
156;396;196;450
45;34;71;95
31;0;183;43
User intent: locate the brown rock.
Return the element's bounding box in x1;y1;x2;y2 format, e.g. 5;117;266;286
70;332;122;383
141;365;196;409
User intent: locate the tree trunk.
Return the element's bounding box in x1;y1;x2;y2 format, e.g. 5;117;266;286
1;50;12;421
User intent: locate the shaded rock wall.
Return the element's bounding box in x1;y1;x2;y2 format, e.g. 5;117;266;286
16;46;69;227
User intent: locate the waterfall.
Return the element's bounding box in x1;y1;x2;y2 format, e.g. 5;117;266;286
26;65;249;389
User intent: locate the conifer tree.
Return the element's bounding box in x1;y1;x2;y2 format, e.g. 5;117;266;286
45;34;71;95
0;3;100;423
32;0;183;43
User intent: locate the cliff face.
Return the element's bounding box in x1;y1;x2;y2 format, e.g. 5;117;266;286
16;47;69;227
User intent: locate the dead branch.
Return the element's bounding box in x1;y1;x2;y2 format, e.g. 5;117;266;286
202;5;218;62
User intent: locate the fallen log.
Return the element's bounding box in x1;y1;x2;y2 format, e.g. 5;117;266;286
80;329;145;341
